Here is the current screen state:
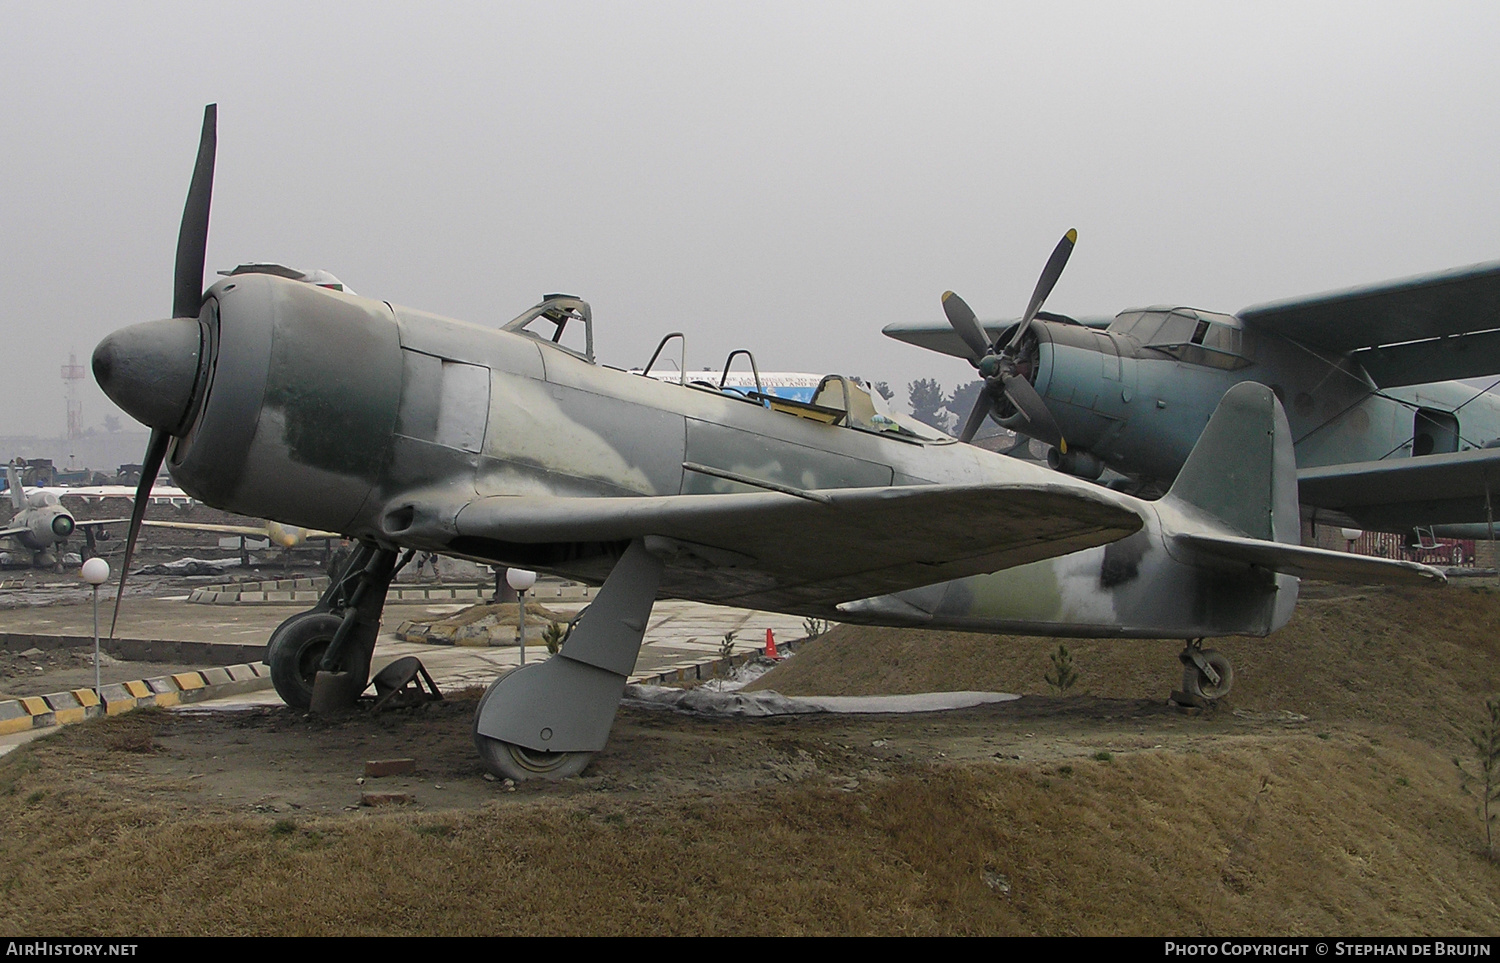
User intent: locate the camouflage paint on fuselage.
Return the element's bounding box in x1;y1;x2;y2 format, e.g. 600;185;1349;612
162;276;1307;642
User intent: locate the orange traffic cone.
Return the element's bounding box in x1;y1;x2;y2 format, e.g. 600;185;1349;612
765;627;779;659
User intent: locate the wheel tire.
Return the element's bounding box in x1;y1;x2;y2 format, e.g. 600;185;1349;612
266;612;367;710
475;736;591;781
472;671;592;781
1186;649;1234;701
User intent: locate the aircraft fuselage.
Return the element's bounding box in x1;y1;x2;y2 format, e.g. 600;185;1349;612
1022;312;1500;512
100;274;1309;640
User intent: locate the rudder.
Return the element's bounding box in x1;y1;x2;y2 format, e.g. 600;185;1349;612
1162;382;1299;545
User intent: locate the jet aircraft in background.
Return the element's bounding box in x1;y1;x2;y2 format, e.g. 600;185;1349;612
0;466;127;569
885;232;1500;536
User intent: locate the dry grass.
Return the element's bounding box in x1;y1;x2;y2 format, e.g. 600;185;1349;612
1;581;1498;934
1;731;1494;935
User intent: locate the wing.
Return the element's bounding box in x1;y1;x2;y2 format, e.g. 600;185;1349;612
140;520;267;536
1297;447;1500;530
881;314;1113;360
138;520;341;538
442;482;1144;610
1239;261;1500;387
882;319;1023;360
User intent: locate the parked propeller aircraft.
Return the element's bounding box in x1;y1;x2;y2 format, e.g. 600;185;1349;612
91;107;1442;781
885;232;1500;535
0;466;126;570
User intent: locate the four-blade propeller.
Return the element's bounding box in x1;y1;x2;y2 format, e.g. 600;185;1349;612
943;229;1075;449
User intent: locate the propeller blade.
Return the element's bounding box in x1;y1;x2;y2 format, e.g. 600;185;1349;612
1002;373;1067;454
1000;228;1077;354
941;290;993;363
108;419;170;638
957;391;994;444
172;104;217;320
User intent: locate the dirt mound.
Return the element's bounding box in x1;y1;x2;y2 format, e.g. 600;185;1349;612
395;601;575;646
749;580;1500;753
3;579;1499;934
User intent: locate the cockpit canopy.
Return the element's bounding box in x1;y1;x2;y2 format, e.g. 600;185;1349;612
1109;306;1252;370
503;295;594;363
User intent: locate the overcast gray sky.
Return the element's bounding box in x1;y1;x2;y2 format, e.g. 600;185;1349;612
4;1;1499;437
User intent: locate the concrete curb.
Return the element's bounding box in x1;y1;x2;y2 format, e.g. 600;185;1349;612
0;633;266;667
631;638;806;686
0;663;274;734
188;577;598;606
0;634;815;736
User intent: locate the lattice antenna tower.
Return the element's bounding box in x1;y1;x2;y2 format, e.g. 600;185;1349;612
61;349;86;440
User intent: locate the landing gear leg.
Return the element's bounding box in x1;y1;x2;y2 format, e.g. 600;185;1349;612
1173;638;1234;707
265;541;402;710
473;538;663;780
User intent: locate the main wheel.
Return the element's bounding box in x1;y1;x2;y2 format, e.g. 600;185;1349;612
1182;648;1234;701
266;612;369;710
472;671;592;781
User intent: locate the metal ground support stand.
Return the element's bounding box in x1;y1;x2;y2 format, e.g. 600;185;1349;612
370;655;443;711
1172;638;1235;708
472;538;664;780
265;541;403;711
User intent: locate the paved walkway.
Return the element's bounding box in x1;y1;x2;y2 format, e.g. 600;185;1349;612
0;586;816;716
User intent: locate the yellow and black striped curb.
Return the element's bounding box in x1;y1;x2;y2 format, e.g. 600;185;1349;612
0;663;273;734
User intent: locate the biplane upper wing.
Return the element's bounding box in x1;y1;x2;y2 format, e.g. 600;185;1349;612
1238;260;1500;387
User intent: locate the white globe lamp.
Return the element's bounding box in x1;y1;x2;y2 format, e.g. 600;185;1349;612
80;557;111;694
505;569;538;663
81;556;110;585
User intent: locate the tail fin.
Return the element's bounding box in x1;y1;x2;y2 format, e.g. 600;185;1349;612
1162;381;1299;544
5;464;25;512
1163;382;1440;586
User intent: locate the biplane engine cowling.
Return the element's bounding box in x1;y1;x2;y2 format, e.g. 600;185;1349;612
94;273;404;533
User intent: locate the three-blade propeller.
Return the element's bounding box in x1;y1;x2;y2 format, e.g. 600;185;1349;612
944;229;1074;449
110;104;216;637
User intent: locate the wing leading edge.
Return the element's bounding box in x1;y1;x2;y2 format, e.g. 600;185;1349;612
444;481;1144;608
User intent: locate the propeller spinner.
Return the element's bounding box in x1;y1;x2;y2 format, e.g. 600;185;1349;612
92;104;217;635
945;229;1075;449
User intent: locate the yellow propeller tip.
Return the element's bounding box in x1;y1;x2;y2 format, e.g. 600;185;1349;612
941;290;955;301
1065;229;1077;243
1059;440;1068;454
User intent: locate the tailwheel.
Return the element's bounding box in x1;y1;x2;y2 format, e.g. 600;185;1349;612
472;671;591;781
1177;641;1234;703
475;736;592;781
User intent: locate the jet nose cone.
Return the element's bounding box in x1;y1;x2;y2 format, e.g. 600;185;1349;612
92;318;204;434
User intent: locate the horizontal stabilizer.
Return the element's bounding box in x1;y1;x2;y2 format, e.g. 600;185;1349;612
1176;532;1444;586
